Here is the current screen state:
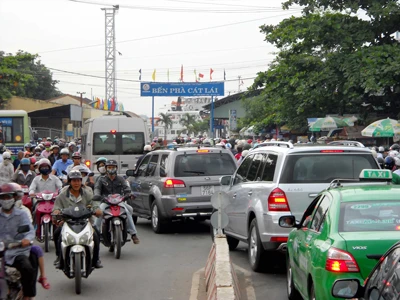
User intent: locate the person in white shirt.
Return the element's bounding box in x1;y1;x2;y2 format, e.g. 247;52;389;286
0;152;14;185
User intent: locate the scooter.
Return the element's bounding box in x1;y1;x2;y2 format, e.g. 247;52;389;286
35;190;57;252
57;206;96;295
0;225;32;300
20;186;32;211
100;194;128;259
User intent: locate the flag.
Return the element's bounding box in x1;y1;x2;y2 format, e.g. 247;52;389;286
198;73;204;81
91;97;95;108
139;69;142;81
96;97;101;109
152;69;156;81
210;68;214;80
194;69;198;82
167;69;170;82
180;65;184;82
104;98;108;110
224;69;226;81
100;99;104;110
111;98;116;111
114;98;118;111
119;103;124;112
108;98;112;111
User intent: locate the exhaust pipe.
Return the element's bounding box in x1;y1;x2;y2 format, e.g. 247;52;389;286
277;243;287;252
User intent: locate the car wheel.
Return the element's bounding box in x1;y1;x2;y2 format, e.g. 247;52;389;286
151;202;167;234
287;257;301;300
227;235;239;251
248;219;267;272
309;282;316;300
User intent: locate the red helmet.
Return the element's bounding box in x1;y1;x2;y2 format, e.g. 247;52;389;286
29;157;36;165
44;142;51;147
7;183;23;200
247;139;252;144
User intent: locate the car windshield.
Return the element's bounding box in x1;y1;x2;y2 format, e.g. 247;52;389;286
280;153;378;184
93;132;144;155
339;201;400;232
174;153;236;177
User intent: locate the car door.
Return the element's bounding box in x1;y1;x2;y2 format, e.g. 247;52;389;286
130;154;151;214
140;154;160;214
224;155;253;239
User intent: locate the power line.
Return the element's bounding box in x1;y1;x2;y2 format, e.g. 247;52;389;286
38;13;297;54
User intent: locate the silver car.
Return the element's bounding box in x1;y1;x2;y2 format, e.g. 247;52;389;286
126;147;237;233
219;141;380;272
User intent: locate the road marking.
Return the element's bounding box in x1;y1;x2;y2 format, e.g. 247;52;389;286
189;267;204;300
232;264;256;300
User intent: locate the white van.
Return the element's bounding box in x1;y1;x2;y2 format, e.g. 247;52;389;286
81;114;149;175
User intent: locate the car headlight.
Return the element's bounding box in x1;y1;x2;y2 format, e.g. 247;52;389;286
64;232;76;245
79;232;90;245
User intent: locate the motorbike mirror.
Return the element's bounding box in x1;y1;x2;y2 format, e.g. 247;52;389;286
17;225;30;234
62;170;68;175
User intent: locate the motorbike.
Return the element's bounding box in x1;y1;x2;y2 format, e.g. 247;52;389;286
34;190;57;252
56;206;96;295
100;194;128;259
0;225;32;300
20;186;32;211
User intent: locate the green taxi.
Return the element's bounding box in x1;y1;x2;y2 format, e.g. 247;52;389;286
279;169;400;300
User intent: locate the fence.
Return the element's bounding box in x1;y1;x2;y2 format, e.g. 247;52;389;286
33;127;64;140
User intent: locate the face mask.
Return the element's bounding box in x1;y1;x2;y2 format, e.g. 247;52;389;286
1;199;15;211
107;167;117;175
98;166;106;174
21;165;30;172
45;148;50;151
39;168;51;175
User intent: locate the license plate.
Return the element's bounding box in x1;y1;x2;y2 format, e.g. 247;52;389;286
201;185;214;196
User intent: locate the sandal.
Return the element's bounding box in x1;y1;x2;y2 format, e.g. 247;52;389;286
38;277;50;290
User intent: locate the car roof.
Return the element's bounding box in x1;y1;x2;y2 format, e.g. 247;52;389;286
328;185;400;202
151;147;231;154
251;144;373;154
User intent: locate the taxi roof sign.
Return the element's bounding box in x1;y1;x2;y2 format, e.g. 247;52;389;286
359;169;392;180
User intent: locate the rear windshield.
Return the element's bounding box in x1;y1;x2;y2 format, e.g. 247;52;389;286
93;132;145;155
339;201;400;232
280;153;378;183
174;153;236;177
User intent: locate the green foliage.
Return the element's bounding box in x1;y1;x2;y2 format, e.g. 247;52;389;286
157;113;173;141
249;0;400;130
0;50;61;108
179;113;197;133
187;118;209;136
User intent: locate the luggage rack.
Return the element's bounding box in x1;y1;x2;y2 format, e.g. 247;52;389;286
253;141;294;149
328;179;360;189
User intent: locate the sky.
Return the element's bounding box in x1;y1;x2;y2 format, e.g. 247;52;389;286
0;0;302;117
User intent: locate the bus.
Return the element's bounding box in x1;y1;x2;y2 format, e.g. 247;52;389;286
0;110;34;155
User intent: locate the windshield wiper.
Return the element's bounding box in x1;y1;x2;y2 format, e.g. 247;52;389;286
183;170;205;174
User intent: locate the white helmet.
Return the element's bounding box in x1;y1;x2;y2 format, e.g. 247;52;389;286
378;146;385;152
2;152;11;160
144;145;152;152
60;148;69;155
37;158;51;168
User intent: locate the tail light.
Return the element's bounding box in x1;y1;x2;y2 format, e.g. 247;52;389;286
268;188;290;211
325;248;360;273
85;160;91;168
164;179;186;188
270;237;288;242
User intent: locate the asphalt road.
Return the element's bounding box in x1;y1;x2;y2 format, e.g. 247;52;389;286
36;219;287;300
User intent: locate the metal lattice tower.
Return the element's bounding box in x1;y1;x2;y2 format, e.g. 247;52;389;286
101;5;119;103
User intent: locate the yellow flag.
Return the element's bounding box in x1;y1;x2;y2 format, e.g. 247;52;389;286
152;69;156;81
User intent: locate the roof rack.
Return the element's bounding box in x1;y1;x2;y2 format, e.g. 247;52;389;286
254;141;294;149
327;140;365;148
328;179;360;189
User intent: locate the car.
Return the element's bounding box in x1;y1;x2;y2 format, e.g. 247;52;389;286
331;240;400;300
218;141;380;271
279;169;400;300
125;147;237;233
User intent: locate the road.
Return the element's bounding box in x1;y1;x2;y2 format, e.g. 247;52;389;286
36;219;286;299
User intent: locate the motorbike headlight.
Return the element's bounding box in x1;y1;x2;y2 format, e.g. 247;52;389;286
79;232;90;245
64;232;76;245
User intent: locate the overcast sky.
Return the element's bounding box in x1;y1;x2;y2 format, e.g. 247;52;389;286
0;0;301;117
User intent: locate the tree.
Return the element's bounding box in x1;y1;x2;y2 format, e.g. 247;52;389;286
187;118;209;137
157;113;173;142
179;113;197;135
247;0;400;131
0;51;61;108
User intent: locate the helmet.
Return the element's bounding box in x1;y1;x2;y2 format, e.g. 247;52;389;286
377;157;385;167
29;157;36;165
60;148;69;156
144;145;152;152
38;158;51;168
20;158;30;165
72;151;81;159
23;151;31;157
34;146;41;152
46;137;52;141
384;156;395;170
2;152;11;160
69;142;76;147
167;143;175;149
68;170;82;181
0;183;20;208
105;159;118;175
95;157;107;165
44;142;51;148
395;157;400;167
50;145;59;151
391;143;400;151
105;159;118;167
247;139;252;144
7;183;23;200
24;143;32;149
242;150;249;157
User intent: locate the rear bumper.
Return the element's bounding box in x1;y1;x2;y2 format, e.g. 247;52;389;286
159;195;213;218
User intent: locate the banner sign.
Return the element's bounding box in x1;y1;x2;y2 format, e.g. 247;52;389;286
229;109;237;131
140;82;224;97
0;118;13;126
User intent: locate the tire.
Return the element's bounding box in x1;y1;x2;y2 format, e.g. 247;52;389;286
227;235;239;251
309;282;315;300
287;257;301;300
151;202;167;233
132;216;138;225
248;219;267;272
114;225;122;259
44;222;49;253
74;252;82;295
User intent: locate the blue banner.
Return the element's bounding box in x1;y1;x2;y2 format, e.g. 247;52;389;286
0;118;13;126
140;82;224;97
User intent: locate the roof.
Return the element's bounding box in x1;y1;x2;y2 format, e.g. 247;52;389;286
252;143;374;154
330;185;400;202
47;94;92;105
202;89;262;110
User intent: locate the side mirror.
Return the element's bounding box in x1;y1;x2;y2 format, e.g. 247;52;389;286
126;169;136;177
219;175;232;186
17;225;30;234
278;215;297;228
331;279;362;299
62;170;68;175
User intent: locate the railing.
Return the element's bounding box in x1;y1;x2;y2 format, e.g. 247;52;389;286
32;127;64;140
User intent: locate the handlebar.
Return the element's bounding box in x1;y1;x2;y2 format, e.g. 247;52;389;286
4;241;33;250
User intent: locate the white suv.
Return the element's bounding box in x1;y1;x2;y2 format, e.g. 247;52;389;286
219;142;380;271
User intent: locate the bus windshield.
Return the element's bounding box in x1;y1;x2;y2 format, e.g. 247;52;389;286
93;132;145;155
0;117;24;144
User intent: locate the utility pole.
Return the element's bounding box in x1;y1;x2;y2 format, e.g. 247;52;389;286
77;92;86;135
101;5;119;104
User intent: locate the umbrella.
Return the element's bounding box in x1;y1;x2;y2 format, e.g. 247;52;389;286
308;116;349;132
361;118;400;140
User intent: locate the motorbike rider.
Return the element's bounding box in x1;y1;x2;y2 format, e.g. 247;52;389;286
65;152;85;174
0;152;14;185
94;157;107;184
51;148;72;178
0;183;37;300
40;142;52;159
52;170;103;269
94;159;140;244
29;159;62;198
67;142;76;157
33;147;43;161
48;145;60;166
12;158;35;187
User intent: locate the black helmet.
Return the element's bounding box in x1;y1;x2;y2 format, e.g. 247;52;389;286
391;143;400;151
68;170;82;182
384;156;395;170
105;159;118;175
105;159;118;167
